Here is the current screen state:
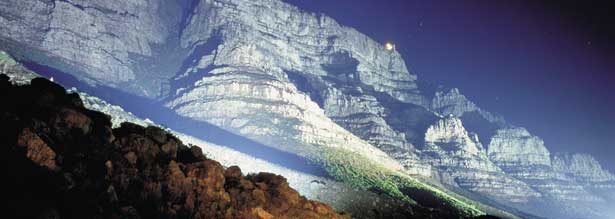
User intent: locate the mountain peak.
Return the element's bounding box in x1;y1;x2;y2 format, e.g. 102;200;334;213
425;117;483;155
431;88;478;117
553;153;615;182
487;127;552;171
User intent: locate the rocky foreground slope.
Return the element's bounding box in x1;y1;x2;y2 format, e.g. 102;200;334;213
0;75;348;219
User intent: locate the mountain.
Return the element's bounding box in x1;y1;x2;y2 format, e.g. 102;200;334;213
1;0;614;218
2;1;492;218
422;117;540;203
0;52;454;218
438;90;615;218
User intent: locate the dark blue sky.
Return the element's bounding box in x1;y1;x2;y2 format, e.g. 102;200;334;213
284;0;615;172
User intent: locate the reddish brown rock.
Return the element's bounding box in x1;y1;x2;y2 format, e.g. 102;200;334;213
58;107;91;134
15;128;58;171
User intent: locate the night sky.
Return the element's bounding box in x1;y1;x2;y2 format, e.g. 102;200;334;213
284;0;615;172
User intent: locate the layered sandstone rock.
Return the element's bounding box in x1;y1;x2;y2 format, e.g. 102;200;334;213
422;117;540;203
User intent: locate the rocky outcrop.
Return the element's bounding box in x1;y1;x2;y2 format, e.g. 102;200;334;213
425;117;484;156
488;128;552;174
431;88;505;126
486;128;613;218
0;0;192;96
0;75;348;219
553;153;615;183
553;153;615;202
431;88;478;117
487;128;560;192
487;128;609;195
432;89;615;218
422;117;540;203
430;88;507;148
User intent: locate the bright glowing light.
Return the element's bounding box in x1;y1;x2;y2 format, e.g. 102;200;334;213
384;42;395;51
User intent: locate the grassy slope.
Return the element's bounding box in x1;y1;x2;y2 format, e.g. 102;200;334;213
0;51;14;64
316;147;485;217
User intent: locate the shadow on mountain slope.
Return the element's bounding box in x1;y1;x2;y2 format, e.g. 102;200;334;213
19;60;330;178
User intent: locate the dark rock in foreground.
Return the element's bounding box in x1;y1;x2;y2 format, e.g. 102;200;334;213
0;74;348;219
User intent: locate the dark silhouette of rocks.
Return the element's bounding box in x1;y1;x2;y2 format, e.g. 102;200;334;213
0;74;349;219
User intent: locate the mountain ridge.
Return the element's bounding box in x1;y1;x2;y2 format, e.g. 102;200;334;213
0;54;500;219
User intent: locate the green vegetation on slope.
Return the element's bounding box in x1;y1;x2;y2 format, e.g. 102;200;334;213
0;51;15;64
315;147;484;217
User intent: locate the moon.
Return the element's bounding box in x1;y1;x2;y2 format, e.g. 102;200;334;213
385;42;395;51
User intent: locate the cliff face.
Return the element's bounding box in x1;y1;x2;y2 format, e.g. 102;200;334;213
431;88;506;126
422;117;540;203
488;129;601;202
553;153;615;183
161;0;423;172
1;0;614;218
428;91;615;218
0;74;347;219
485;128;614;218
0;0;190;96
553;153;615;203
488;128;552;173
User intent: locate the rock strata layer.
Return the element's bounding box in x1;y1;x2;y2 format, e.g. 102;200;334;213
422;117;540;203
